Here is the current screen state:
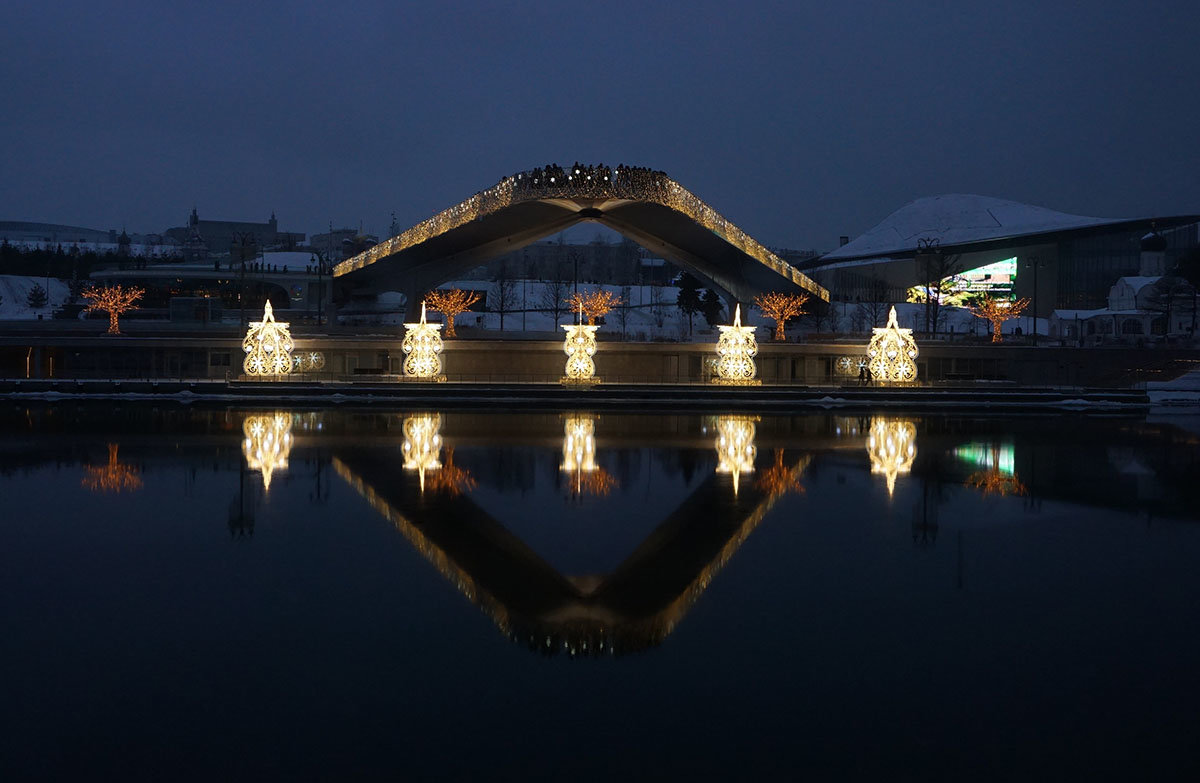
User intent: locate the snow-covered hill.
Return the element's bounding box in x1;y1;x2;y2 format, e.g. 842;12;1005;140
0;276;71;319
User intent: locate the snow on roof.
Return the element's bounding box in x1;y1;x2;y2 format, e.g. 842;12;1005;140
821;194;1125;261
1113;275;1162;293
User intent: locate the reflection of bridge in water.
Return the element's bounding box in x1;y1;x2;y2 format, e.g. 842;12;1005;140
331;418;810;656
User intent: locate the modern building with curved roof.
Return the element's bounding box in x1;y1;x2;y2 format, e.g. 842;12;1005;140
801;194;1200;315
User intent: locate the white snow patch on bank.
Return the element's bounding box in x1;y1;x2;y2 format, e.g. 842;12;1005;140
0;275;71;320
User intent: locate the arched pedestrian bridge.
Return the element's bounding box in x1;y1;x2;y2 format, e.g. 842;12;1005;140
334;164;828;314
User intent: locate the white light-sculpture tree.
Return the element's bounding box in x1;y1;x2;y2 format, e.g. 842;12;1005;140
715;415;757;495
562;304;600;384
242;412;293;491
867;306;918;383
867;418;916;497
243;300;294;376
401;301;445;379
714;304;759;384
402;414;443;492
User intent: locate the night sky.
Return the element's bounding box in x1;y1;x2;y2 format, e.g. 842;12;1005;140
2;0;1197;249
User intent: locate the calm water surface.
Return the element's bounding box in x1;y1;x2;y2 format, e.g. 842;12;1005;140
2;404;1199;780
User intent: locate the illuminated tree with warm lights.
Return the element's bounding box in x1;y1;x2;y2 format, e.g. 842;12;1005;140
425;288;480;337
753;292;810;341
969;296;1030;343
82;284;145;334
566;288;622;325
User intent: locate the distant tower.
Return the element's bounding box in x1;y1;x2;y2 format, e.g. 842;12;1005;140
389;211;400;238
183;224;208;264
189;207;199;228
117;228;131;257
1139;229;1167;276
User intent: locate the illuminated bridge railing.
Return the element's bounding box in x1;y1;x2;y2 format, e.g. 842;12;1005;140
334;164;828;301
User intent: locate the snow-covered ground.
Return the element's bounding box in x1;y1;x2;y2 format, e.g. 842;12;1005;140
1147;369;1200;408
345;280;1042;340
0;275;71;319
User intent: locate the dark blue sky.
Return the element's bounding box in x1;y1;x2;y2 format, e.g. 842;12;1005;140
2;0;1196;249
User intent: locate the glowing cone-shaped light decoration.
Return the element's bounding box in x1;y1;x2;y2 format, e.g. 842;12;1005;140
401;301;445;379
866;306;918;383
867;418;916;497
562;304;600;383
714;305;759;384
715;415;757;495
243;300;294;376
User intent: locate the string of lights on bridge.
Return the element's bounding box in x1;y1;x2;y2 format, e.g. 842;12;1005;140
332;163;826;299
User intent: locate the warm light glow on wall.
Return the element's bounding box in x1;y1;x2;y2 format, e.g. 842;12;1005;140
715;415;757;495
714;305;760;384
867;418;916;496
401;302;445;379
560;415;615;497
242;412;293;491
242;300;294;376
867;306;918;383
562;306;600;383
81;443;143;493
402;414;443;492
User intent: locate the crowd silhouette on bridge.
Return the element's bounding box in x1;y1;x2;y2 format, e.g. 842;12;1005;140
512;163;670;194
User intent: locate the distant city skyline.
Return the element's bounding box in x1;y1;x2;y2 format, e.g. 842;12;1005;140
2;1;1197;251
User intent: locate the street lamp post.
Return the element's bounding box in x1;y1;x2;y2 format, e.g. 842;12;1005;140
1024;256;1041;345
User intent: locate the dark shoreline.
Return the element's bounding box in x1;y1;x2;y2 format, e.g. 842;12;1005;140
0;378;1150;412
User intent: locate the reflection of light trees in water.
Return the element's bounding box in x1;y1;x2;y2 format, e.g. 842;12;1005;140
424;446;477;496
715;416;757;495
560;415;617;498
81;443;143;493
867;418;917;497
966;443;1027;498
242;413;292;492
402;414;476;495
756;448;806;497
402;414;442;492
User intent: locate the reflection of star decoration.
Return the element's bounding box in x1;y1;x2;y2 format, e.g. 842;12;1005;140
867;418;916;497
242;413;292;492
402;414;442;492
756;449;807;497
424;447;477;496
715;416;757;495
81;443;143;493
560;416;617;498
